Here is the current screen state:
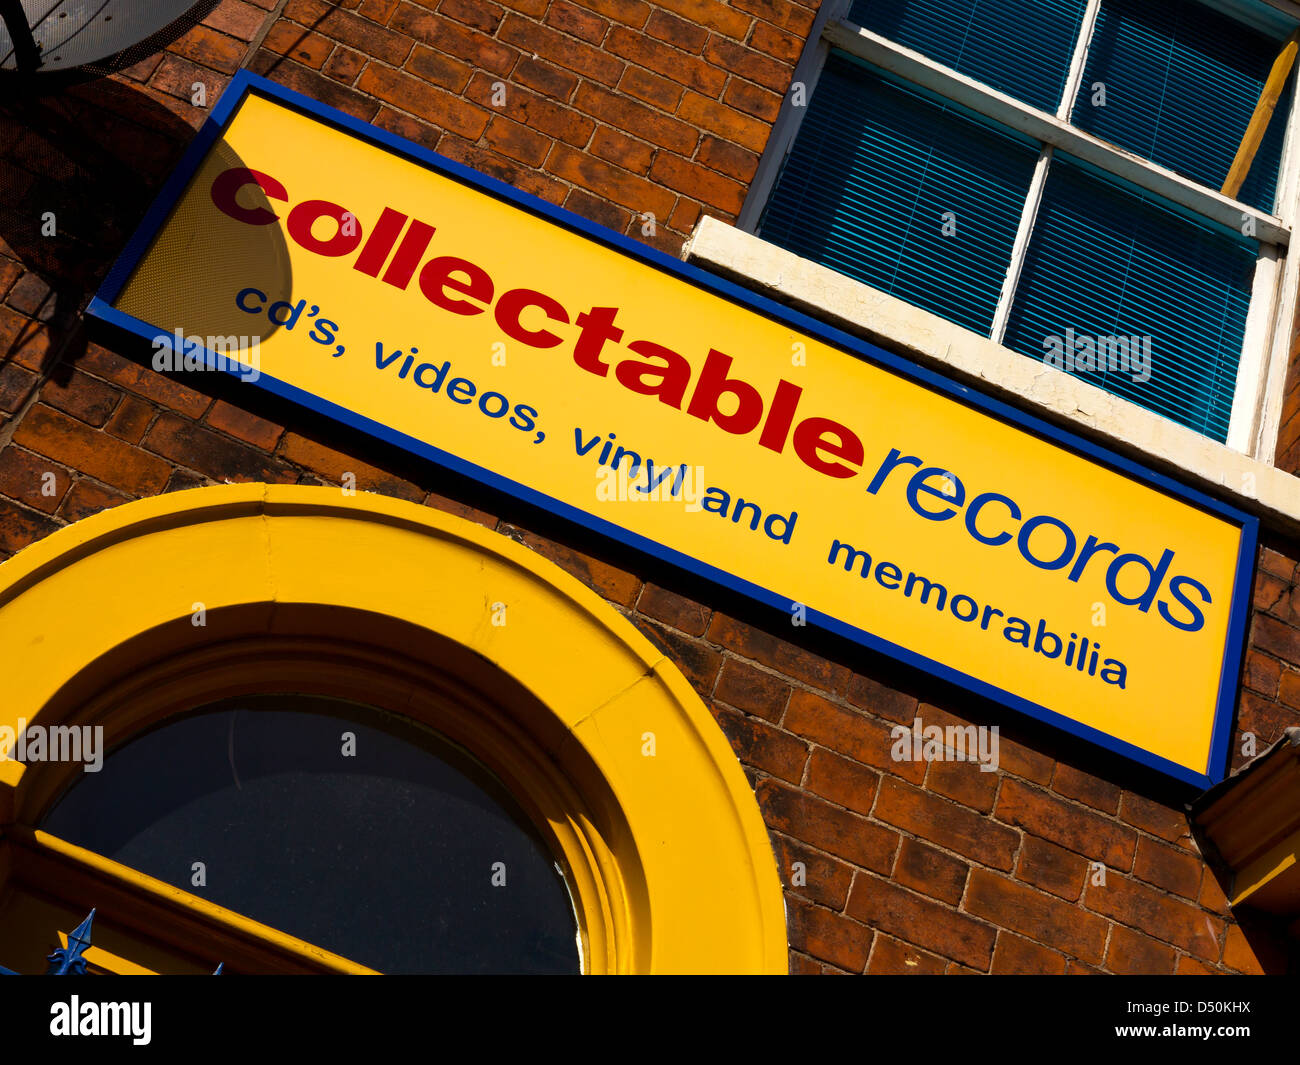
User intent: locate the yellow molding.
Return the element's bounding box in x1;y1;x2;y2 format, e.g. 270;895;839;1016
0;484;787;973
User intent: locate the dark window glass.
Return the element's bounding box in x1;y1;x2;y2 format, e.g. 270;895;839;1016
42;695;580;974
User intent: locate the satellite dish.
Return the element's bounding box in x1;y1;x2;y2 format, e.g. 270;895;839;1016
0;0;213;74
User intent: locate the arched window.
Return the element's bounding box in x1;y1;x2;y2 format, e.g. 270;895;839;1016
40;694;580;974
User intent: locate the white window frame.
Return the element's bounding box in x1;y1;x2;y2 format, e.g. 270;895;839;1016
737;0;1300;461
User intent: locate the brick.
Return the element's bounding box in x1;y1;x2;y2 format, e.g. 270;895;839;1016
874;775;1019;870
650;153;746;214
677;91;772;153
656;0;752;39
168;25;246;73
706;35;790;92
206;399;284;450
996;778;1136;868
569;0;650;29
546;143;675;219
1118;791;1188;844
279;432;425;501
630;617;721;691
406;45;474;92
636;582;710;636
435;136;569;205
1255;571;1289;614
724;78;783;121
497;0;549;13
1243;650;1280;697
711;705;807;783
0;259;23;304
713;657;788;720
1105;924;1177;974
966;868;1109;964
389;4;518;73
144;414;295;484
770;833;854;909
1084;875;1224;961
467;74;595;147
484;116;552;167
289;4;412;64
563;188;633;232
58;480;132;523
696;135;760;183
788;951;820;974
0;498;59;555
251;55;380;122
1176;954;1218;975
422;490;497;529
868;933;946;974
1259;545;1296;582
77;346;213;419
0;447;70;513
373;107;441;150
733;0;816;35
618;66;684;110
1198;865;1232;916
357;0;400;21
511;528;643;608
996;731;1056;784
204;0;270;40
40;370;120;428
588;126;654;174
667;197;702;233
846;874;995;970
1015;834;1088;902
991;932;1068;974
547;0;610;44
924;758;997;814
1252;613;1300;667
749;20;802;63
1221;925;1266;974
573;82;698;155
606;28;727;95
707;614;849;693
13;405;170;495
0;362;37;413
440;0;505;32
323;46;367;84
263;23;337;68
5;272;51;317
892;836;967;906
0;308;54;372
784;690;925;783
647;9;708;52
1132;836;1202;900
357;66;491;139
513;56;579;100
756;778;898;873
499;15;624;85
1051;762;1121;814
786;896;871;972
805;747;879;816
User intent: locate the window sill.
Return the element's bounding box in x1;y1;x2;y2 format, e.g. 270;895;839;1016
682;215;1300;538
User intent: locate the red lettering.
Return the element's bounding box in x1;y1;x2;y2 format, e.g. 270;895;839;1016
419;256;494;316
793;417;864;478
211;167;286;225
287;200;363;257
686;349;763;435
496;288;569;348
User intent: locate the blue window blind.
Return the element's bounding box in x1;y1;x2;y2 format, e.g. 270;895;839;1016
758;51;1039;336
1073;0;1293;212
848;0;1088;112
1003;156;1258;442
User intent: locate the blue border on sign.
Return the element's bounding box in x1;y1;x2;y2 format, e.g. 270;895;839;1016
87;69;1257;790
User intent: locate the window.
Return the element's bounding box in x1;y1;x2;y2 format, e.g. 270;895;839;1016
39;695;581;975
749;0;1300;448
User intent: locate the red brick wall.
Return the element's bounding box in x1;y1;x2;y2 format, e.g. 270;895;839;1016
2;0;1298;975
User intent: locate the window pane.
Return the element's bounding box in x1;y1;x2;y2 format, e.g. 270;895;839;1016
848;0;1088;112
759;52;1039;336
41;695;581;974
1003;156;1257;442
1073;0;1294;212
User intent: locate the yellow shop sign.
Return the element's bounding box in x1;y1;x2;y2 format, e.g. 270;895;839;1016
90;72;1257;787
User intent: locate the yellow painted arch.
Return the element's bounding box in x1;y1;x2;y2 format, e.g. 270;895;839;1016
0;483;787;973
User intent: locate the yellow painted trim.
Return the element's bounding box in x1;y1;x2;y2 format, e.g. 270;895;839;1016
0;483;787;973
57;930;158;976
